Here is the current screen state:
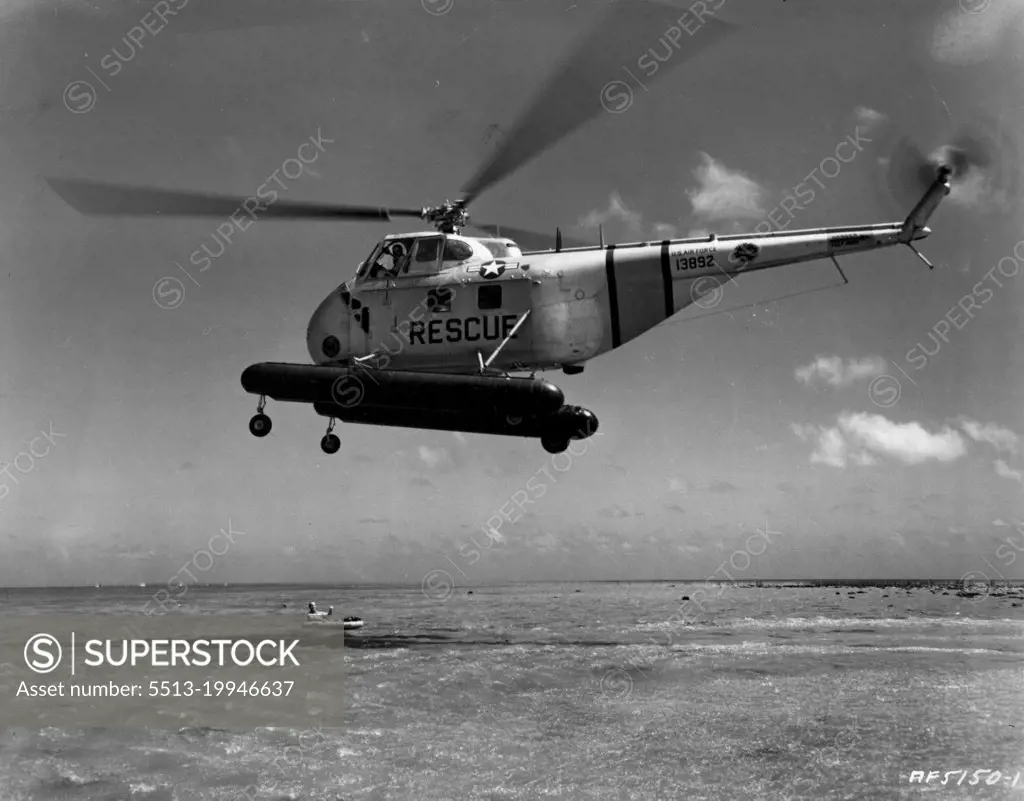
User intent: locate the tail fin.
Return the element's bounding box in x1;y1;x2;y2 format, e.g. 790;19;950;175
898;165;952;243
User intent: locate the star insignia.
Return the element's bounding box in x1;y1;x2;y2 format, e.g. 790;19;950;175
479;261;506;279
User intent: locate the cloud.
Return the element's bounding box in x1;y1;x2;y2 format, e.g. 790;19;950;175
840;412;966;465
920;142;1016;213
930;1;1024;66
665;477;736;493
578;194;712;243
794;355;886;388
792;412;967;468
792;423;848;468
943;162;994;209
959;419;1018;456
993;519;1009;527
667;477;690;493
578;191;643;233
686;152;765;224
528;532;559;553
994;459;1023;485
854;106;887;134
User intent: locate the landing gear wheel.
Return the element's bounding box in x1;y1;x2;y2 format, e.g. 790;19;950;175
321;418;340;454
541;435;569;454
249;413;272;437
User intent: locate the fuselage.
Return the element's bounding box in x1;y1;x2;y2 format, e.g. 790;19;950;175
305;222;927;375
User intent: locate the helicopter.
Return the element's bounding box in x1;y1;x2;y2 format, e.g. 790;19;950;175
45;2;985;456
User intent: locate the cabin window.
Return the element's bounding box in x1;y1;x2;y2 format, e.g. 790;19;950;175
481;240;516;259
443;239;474;264
403;236;442;276
478;285;502;310
414;237;441;264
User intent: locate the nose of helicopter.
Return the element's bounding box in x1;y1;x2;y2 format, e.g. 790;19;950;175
306;290;348;364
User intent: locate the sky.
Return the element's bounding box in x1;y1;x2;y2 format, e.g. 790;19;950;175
2;0;1024;587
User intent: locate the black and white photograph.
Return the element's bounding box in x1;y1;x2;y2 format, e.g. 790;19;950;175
1;0;1024;798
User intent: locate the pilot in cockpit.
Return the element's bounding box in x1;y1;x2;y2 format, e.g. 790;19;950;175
368;242;409;279
389;241;411;274
368;245;394;279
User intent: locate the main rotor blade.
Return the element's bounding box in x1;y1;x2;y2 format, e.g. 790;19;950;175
46;178;423;221
470;223;592;252
460;1;735;206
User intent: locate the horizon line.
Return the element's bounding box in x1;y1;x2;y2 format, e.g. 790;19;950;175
1;577;1019;591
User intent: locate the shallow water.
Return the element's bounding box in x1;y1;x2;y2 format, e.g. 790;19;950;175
1;581;1023;799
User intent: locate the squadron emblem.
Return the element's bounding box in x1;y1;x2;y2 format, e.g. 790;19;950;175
730;242;760;265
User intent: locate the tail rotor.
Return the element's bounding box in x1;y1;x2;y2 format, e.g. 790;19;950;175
877;116;1020;221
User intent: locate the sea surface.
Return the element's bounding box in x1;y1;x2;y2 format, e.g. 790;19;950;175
1;581;1023;800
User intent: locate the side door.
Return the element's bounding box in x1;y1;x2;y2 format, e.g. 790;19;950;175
457;249;534;373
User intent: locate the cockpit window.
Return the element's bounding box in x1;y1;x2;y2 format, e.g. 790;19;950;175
358;237;451;280
443;239;474;263
357;243;383;278
363;239;414;279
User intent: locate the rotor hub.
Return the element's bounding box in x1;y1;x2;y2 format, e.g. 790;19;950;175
421;199;470;234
